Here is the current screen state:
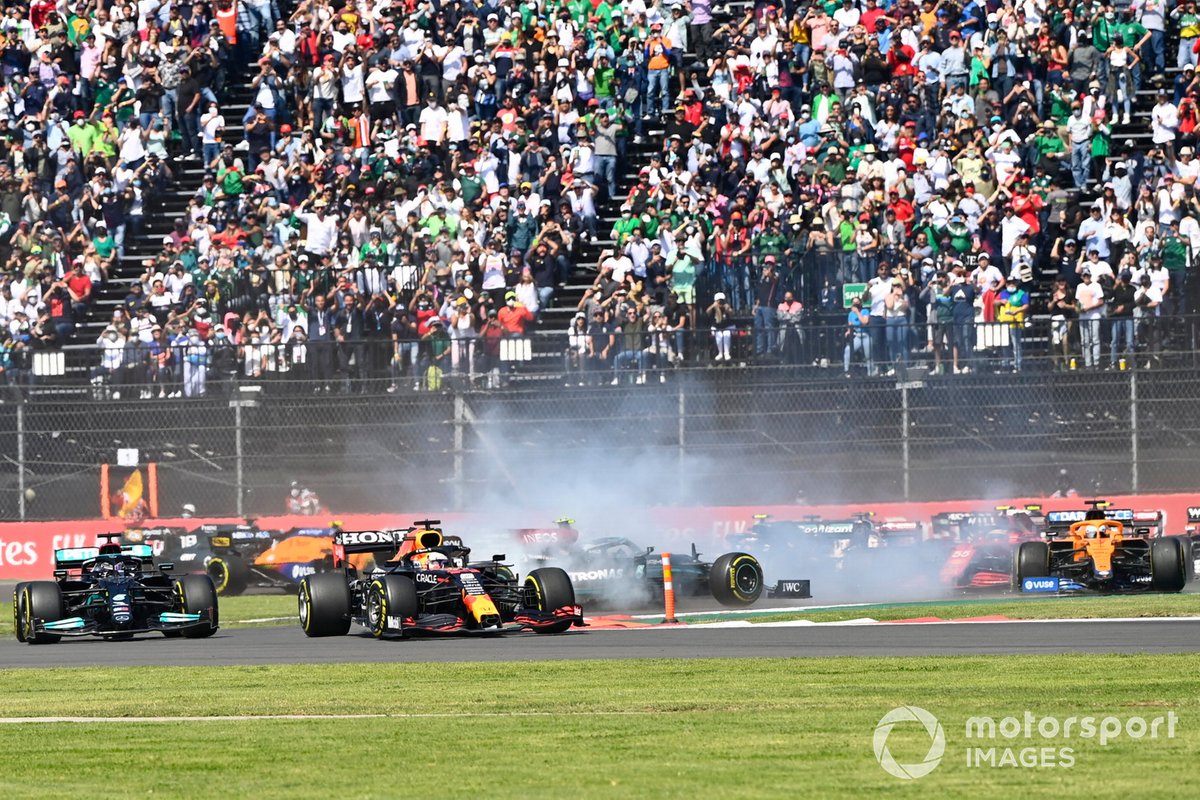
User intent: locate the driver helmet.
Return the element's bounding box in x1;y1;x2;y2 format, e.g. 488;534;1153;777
421;551;450;570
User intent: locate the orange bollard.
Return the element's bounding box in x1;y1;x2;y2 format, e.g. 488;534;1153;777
662;552;679;623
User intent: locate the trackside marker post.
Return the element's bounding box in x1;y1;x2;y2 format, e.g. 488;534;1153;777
662;552;679;623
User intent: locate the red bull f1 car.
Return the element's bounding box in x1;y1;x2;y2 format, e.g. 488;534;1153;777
1014;502;1188;594
298;521;584;638
13;533;218;643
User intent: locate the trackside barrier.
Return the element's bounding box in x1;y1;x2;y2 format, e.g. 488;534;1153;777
2;492;1200;580
662;552;678;624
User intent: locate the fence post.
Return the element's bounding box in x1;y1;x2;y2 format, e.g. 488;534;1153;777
16;400;25;522
901;384;910;501
233;400;244;518
1130;369;1139;494
677;379;686;504
453;393;465;511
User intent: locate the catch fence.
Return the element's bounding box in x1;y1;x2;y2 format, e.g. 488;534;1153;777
2;368;1199;521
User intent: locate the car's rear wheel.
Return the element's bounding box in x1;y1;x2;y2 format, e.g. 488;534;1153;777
366;575;419;639
207;555;251;596
298;572;351;637
1151;538;1187;593
175;575;219;638
524;568;575;633
1014;541;1051;587
21;582;64;645
1170;536;1196;582
708;552;764;607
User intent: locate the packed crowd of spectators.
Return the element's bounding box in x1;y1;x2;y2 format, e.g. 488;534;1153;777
5;0;1200;394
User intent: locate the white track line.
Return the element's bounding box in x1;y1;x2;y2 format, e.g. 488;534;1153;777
588;615;1200;630
0;711;660;724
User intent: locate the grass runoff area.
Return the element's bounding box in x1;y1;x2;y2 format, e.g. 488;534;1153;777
0;656;1196;798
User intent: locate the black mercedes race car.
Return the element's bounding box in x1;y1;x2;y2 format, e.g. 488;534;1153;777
547;537;768;607
13;534;218;643
298;521;585;638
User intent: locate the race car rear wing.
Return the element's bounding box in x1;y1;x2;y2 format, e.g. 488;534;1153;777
54;544;155;570
1044;509;1163;537
332;530;406;554
780;520;860;536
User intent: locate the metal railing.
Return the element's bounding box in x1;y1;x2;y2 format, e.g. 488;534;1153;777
15;311;1200;396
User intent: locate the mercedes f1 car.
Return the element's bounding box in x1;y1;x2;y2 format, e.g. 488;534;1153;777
536;536;768;607
12;533;218;643
1014;503;1188;594
126;523;371;595
298;521;585;638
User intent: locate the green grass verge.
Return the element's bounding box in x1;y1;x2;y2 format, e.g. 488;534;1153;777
0;656;1196;799
715;593;1200;625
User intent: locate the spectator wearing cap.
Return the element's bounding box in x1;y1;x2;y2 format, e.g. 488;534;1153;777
1078;205;1110;260
752;259;780;357
610;304;649;384
1109;268;1137;367
1075;267;1106;369
645;22;674;118
1047;276;1078;371
994;276;1030;373
706;292;736;362
1151;89;1180;162
1135;272;1165;363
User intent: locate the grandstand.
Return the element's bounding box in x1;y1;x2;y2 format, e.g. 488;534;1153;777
2;0;1200;394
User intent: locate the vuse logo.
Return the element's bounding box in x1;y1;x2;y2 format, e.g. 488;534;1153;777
874;706;945;780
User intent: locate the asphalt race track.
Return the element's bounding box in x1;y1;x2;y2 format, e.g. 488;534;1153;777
2;619;1199;667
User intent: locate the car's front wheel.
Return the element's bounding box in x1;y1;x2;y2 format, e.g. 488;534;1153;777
175;575;219;638
20;582;65;645
524;568;575;634
366;575;419;639
708;552;764;607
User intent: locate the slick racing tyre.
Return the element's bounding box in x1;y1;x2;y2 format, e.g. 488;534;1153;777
19;581;65;644
12;582;28;642
1150;538;1188;593
1014;541;1051;587
524;568;575;634
298;572;352;637
207;555;251;596
175;575;220;638
708;552;764;607
366;575;418;639
1170;536;1196;582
